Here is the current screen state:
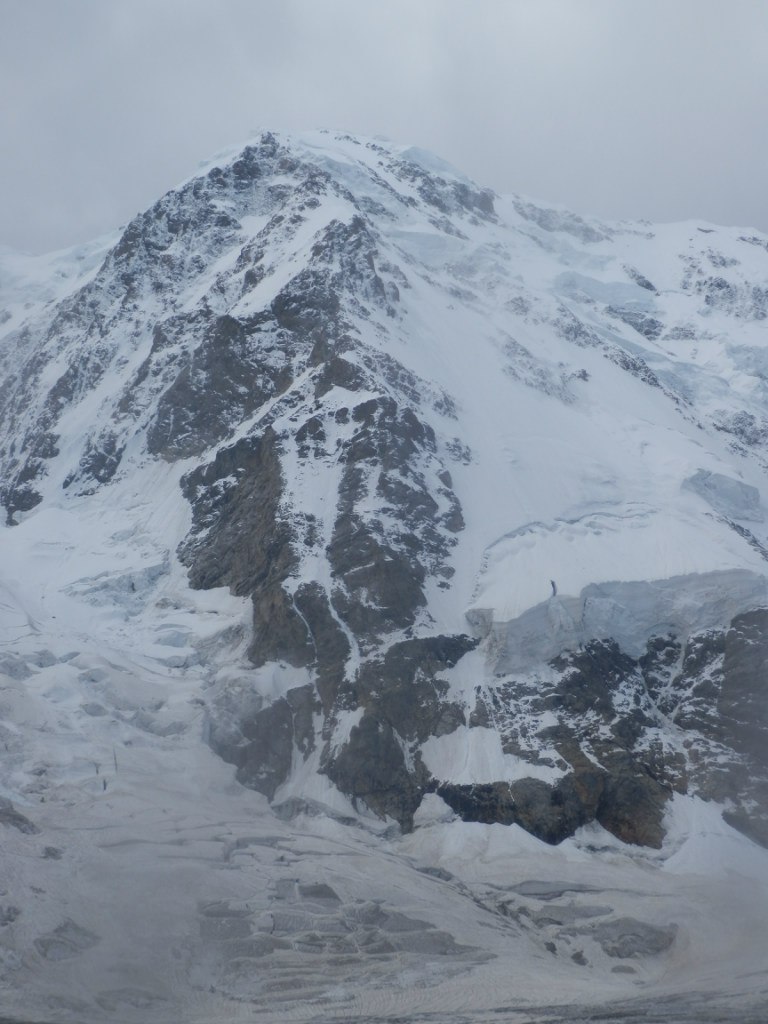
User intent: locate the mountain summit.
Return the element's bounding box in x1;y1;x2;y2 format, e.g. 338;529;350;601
1;130;767;1020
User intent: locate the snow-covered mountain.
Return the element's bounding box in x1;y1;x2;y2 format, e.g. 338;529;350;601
1;130;767;1022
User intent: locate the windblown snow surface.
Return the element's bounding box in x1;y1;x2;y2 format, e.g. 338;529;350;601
0;131;767;1022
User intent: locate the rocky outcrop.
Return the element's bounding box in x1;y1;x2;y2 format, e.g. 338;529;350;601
210;684;319;800
179;429;292;597
435;615;768;848
321;636;474;829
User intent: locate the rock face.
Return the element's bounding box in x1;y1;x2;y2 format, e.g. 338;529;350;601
3;130;768;849
444;622;768;848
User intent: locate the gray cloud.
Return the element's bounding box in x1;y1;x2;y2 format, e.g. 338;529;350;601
2;0;767;252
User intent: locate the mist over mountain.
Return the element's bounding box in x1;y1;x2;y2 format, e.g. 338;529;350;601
1;130;767;1023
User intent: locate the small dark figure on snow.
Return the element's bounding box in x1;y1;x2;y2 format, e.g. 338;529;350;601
550;579;557;597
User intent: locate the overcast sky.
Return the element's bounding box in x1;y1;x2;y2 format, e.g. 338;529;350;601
2;0;768;253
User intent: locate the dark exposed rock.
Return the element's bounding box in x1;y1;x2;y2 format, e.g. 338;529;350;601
552;640;638;716
320;636;476;830
640;634;684;711
0;132;315;515
722;803;768;847
176;291;467;823
210;684;320;801
0;798;39;835
713;409;768;449
312;352;367;396
70;431;125;488
664;629;726;735
355;635;474;743
623;265;658;293
708;609;768;841
513;199;608;242
586;918;677;958
1;479;43;524
324;712;426;830
721;608;768;762
388;158;495;224
248;582;316;669
606;305;664;340
604;345;663;388
0;906;20;926
595;767;668;848
147;315;293;459
432;781;524;830
553;306;675;399
271;270;341;335
329;535;425;640
292;582;351;711
681;256;768;319
179;428;292;596
324;394;459;642
432;774;597;844
232;695;290;799
435;771;610;847
449;638;685;846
